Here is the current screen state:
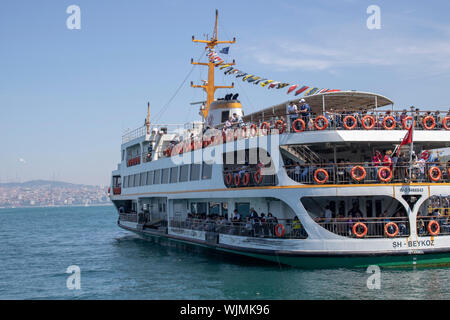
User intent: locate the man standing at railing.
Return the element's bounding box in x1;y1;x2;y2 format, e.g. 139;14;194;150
288;101;298;130
298;99;311;125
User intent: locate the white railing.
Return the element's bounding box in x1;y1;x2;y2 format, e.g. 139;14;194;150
122;124;198;144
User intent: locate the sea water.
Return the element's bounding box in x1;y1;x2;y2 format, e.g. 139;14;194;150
0;206;449;300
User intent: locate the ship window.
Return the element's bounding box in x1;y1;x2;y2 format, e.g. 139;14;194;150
122;150;125;161
123;176;128;189
129;175;134;188
190;163;201;181
221;111;230;123
209;202;220;215
146;171;153;185
222;203;228;216
235;202;250;218
161;168;169;184
202;162;212;180
190;202;207;215
170;167;178;183
140;172;147;186
134;174;140;187
154;170;161;184
179;165;189;182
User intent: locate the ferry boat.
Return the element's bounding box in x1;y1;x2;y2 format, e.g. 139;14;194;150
109;11;450;268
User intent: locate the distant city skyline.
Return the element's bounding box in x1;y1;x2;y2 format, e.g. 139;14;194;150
1;0;450;185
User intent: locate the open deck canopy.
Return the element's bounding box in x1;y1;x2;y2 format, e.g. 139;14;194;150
242;91;394;123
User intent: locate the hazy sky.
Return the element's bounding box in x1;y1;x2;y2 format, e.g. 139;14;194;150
1;0;450;185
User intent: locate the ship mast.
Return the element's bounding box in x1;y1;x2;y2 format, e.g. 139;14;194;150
191;10;236;120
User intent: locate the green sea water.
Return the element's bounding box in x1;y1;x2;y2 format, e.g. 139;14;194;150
1;206;449;299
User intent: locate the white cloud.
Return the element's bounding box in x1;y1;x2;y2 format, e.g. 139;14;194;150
18;158;26;164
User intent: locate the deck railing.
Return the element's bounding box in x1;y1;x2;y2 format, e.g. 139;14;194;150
284;162;450;185
170;218;307;239
416;216;450;236
314;216;410;238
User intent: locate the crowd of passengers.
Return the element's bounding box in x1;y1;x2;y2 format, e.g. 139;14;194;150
182;208;306;238
284;148;450;184
312;199;450;237
313;201;410;237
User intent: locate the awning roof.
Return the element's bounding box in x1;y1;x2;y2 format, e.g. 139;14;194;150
243;91;394;123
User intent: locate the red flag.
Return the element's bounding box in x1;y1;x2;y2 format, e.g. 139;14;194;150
396;125;413;156
400;125;413;147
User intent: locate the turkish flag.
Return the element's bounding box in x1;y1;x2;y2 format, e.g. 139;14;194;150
400;125;413;147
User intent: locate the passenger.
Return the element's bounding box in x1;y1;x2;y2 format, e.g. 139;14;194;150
244;217;254;236
292;216;303;238
266;213;278;237
288;101;299;130
383;150;393;171
260;213;268;236
298;99;311;125
294;163;301;182
324;205;333;230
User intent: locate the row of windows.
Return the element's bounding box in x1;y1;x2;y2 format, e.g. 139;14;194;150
123;162;213;188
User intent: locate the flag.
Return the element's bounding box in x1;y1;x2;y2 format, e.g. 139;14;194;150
396;124;413;156
287;85;298;94
295;86;309;96
400;125;413;147
219;47;230;54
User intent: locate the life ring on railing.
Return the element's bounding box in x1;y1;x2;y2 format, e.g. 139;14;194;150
234;173;241;186
225;173;232;186
351;166;366;182
428;220;440;236
242;173;250;186
429;166;442;182
402;116;415;130
384;222;399;238
343;115;357;130
443;116;450;130
275;120;286;134
353;222;368;238
292;118;306;132
240;126;247;139
275;224;285;237
260;122;270;135
362;115;376;130
250;124;258;137
314;116;329;131
377;166;393;182
423;116;436;130
254;170;263;185
382;116;396;130
314;169;329;184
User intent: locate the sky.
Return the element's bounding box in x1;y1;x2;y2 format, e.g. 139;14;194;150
1;0;450;185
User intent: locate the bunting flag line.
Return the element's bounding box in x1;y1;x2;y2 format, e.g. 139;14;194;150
205;48;340;97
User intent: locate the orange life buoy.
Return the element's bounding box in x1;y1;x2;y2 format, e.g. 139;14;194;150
423;116;435;130
443;116;450;130
242;173;250;186
275;120;286;134
428;220;440;236
314;116;329;131
382;116;396;130
292;118;306;132
402;116;415;130
353;222;368;238
234;173;241;186
275;224;285;237
260;122;270;135
429;166;442;182
225;173;232;186
250;124;258;137
314;169;329;184
384;222;399;238
362;115;376;130
377;166;393;182
254;170;263;185
351;166;366;182
240;126;247;139
343;115;357;130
